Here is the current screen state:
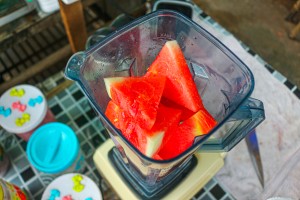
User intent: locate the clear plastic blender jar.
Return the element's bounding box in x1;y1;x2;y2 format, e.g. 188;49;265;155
65;10;265;199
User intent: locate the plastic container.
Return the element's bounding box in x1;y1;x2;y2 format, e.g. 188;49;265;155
26;122;84;174
41;173;102;200
36;0;59;13
0;179;27;200
0;145;10;177
65;10;265;199
0;84;56;141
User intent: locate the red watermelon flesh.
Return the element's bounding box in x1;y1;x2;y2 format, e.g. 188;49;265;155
160;97;195;121
104;76;166;130
105;100;123;130
154;108;217;160
135;104;182;157
105;101;139;147
146;40;203;112
103;40;217;160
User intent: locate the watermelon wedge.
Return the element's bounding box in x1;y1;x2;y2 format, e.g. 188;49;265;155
103;40;217;160
135;104;182;157
146;40;203;112
154;108;217;160
160;97;195;121
104;76;166;130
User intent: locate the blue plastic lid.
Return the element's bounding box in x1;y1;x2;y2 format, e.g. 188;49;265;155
27;122;79;174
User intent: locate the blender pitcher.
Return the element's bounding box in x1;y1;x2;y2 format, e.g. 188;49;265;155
65;10;265;199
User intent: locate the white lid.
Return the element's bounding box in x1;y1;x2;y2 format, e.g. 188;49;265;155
0;85;47;134
41;173;103;200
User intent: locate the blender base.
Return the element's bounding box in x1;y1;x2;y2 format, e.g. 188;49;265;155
109;146;198;199
93;139;225;200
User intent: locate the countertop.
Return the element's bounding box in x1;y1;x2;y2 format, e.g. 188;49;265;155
193;11;300;200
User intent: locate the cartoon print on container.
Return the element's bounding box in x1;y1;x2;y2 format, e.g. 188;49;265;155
12;101;26;112
0;106;11;117
10;88;25;97
15;113;30;127
28;96;43;107
72;174;85;192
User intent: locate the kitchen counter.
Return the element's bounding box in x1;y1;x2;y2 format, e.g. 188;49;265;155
192;10;300;200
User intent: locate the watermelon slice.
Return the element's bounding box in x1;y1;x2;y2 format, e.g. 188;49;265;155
103;40;217;160
160;97;195;121
105;100;123;130
105;101;138;147
104;76;166;130
135;104;182;157
146;40;203;112
154;108;217;160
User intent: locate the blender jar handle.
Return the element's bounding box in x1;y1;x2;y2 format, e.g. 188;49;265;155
200;97;265;151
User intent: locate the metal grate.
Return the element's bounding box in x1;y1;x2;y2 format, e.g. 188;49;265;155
0;2;109;90
0;23;67;83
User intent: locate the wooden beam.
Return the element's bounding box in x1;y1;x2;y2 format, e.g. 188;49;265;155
0;45;72;94
58;0;87;52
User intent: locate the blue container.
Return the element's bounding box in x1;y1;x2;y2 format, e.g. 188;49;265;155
27;122;84;174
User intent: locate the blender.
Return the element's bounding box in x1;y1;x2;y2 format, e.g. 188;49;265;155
65;10;265;199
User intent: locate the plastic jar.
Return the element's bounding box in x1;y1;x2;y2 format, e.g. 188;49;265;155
26;122;84;175
0;84;56;141
0;179;28;200
41;173;102;200
36;0;59;13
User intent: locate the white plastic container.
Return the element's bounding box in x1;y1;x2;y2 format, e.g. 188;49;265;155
41;173;102;200
0;84;56;141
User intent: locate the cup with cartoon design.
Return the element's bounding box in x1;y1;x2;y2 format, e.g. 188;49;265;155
0;84;56;141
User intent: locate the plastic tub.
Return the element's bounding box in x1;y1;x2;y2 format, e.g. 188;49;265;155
0;84;56;141
26;122;84;175
41;173;102;200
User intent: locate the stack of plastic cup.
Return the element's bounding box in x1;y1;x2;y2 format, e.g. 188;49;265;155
0;84;56;141
26;122;84;175
41;173;102;200
0;179;27;200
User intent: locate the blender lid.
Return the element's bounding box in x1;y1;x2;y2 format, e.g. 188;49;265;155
27;122;79;173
